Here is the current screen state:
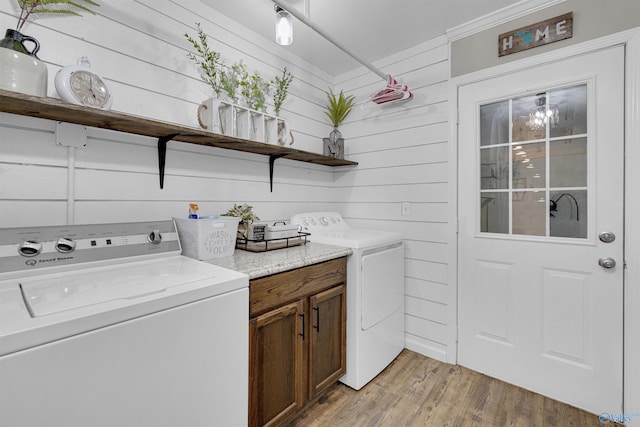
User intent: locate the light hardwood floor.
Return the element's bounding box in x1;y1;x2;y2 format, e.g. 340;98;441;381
287;349;616;427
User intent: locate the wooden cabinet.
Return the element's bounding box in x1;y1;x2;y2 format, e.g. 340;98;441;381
248;257;347;427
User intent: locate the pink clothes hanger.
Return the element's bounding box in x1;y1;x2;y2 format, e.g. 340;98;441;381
363;75;413;108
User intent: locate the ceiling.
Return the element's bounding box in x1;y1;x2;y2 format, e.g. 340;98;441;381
200;0;523;77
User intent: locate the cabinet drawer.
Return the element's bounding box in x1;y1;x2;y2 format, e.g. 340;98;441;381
250;257;347;317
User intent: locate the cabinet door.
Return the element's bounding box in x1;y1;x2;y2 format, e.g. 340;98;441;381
309;284;346;399
249;300;305;427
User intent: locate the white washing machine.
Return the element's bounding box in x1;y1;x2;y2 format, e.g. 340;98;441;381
0;220;249;427
291;212;405;390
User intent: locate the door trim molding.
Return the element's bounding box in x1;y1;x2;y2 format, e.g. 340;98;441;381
624;28;640;425
448;26;640;421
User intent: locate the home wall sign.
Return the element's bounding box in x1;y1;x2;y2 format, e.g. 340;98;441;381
499;12;573;57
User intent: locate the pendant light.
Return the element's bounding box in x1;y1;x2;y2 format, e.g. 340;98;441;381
275;6;293;45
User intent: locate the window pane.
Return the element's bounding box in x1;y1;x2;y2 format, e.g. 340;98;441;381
481;146;509;189
480;101;509;146
512;94;546;142
513;142;546;189
512;191;546;236
481;192;508;234
550;85;587;138
550;190;587;238
477;84;589;239
549;138;587;188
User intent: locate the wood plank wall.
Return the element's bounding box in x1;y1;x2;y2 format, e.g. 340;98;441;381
333;37;451;361
0;0;451;362
0;0;339;225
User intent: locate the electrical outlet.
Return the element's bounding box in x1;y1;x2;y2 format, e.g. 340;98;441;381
401;202;411;216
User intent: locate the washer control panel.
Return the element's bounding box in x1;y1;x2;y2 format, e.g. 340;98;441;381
0;221;180;275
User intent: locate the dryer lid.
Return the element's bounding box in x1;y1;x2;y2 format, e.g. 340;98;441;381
308;229;402;249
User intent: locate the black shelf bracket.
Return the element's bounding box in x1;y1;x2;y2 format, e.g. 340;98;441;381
269;154;287;192
158;133;179;189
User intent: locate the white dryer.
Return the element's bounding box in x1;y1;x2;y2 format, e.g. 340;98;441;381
291;212;404;390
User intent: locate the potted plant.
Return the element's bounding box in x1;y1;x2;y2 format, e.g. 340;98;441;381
250;71;270;112
220;62;243;104
187;23;230;133
0;0;99;96
223;203;260;238
239;68;268;111
323;89;356;159
224;203;260;223
184;23;224;98
272;67;293;116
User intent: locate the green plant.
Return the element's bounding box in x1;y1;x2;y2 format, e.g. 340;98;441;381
236;60;251;104
220;65;240;103
239;68;269;111
184;23;224;97
251;71;271;111
272;67;293;116
324;89;356;128
223;203;260;224
15;0;99;31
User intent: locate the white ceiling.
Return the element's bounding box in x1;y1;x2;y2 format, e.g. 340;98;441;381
200;0;523;77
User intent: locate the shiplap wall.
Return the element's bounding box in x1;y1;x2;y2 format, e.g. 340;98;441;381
333;37;451;361
0;0;452;362
0;0;342;227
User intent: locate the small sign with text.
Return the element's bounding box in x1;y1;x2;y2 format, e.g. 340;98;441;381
499;12;573;57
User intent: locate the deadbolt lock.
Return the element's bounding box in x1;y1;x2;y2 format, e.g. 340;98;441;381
599;231;616;243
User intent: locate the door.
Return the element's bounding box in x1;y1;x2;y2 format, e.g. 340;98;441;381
361;242;404;330
458;47;624;413
309;284;347;399
249;300;305;427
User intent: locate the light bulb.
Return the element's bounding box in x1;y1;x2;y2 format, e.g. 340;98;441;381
275;7;293;46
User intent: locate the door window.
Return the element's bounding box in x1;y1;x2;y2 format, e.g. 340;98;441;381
479;84;588;238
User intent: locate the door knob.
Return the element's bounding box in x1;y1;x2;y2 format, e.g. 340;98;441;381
598;257;616;269
599;231;616;243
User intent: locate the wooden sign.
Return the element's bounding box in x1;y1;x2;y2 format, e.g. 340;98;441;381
499;12;573;57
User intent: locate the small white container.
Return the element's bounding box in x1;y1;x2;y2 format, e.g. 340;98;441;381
265;223;299;240
173;216;241;260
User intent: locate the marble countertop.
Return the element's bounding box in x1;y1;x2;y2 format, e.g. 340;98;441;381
204;242;352;279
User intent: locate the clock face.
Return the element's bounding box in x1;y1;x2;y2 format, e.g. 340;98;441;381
70;70;111;108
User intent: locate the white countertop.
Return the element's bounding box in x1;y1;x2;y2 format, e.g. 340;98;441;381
204;242;352;279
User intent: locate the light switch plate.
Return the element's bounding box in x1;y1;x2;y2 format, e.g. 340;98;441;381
401;202;411;216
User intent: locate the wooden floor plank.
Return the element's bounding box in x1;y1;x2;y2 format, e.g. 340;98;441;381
286;349;617;427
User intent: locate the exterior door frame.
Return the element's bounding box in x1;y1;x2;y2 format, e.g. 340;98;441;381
448;27;640;422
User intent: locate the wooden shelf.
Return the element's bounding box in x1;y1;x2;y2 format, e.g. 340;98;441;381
0;89;357;190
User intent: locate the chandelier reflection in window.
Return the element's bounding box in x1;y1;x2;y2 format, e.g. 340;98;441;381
527;94;559;131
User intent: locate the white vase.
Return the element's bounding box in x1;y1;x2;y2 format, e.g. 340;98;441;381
197;97;225;134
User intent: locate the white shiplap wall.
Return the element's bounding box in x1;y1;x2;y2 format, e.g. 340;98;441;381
0;1;452;362
0;0;342;227
333;37;451;361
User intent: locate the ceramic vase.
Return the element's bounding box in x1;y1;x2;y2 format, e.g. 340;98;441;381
0;29;48;96
323;127;344;159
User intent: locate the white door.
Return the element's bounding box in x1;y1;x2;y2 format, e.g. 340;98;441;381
457;46;624;414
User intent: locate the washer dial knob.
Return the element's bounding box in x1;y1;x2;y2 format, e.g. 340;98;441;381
18;240;42;257
147;230;162;244
55;237;76;253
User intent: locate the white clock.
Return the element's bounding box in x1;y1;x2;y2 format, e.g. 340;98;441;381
55;56;112;110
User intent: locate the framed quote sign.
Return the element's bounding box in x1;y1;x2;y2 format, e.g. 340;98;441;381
499;12;573;57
